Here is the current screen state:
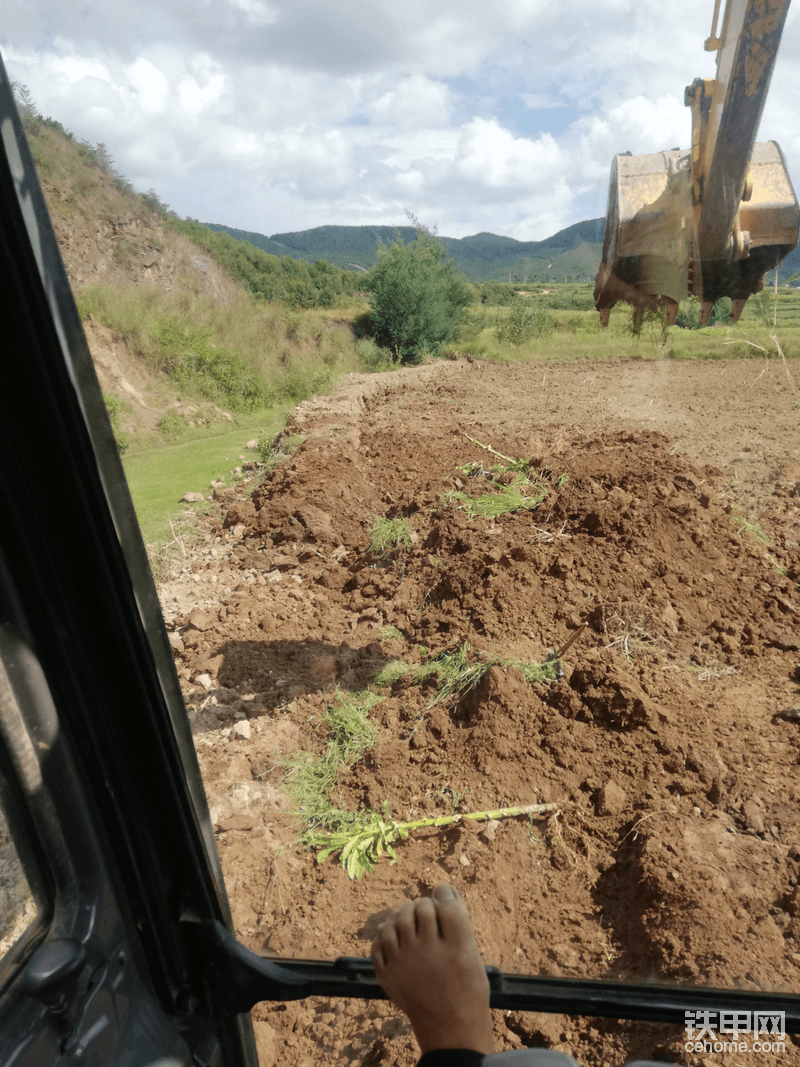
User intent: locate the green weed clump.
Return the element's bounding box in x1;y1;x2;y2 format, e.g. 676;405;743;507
369;516;412;557
412;642;560;708
256;431;305;467
447;479;547;519
373;660;411;687
731;510;772;546
444;442;565;520
283;690;384;832
379;625;404;642
494;303;554;345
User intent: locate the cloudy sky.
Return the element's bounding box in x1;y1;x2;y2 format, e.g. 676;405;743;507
4;1;800;242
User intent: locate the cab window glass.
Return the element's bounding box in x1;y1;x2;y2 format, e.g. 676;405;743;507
0;803;37;957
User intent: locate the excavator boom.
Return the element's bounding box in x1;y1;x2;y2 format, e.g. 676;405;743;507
594;0;799;327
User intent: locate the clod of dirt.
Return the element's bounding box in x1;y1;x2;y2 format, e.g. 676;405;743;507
596;781;627;816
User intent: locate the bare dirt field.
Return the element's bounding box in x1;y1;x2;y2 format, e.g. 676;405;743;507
160;355;800;1067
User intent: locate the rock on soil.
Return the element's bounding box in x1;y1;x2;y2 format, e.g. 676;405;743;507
160;358;800;1067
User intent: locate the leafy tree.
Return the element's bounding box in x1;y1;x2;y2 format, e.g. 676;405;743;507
365;228;471;362
142;188;173;218
11;82;41;135
93;142;116;176
709;296;732;325
676;296;732;329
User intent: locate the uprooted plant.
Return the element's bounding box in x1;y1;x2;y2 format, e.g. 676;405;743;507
283;679;563;879
368;515;413;559
444;436;568;520
282;689;384;832
374;640;562;707
599;600;667;659
307;800;561;880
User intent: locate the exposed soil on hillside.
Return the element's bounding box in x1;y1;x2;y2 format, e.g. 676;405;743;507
160;356;800;1067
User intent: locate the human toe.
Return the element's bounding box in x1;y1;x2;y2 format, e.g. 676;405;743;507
432;884;474;944
410;894;439;943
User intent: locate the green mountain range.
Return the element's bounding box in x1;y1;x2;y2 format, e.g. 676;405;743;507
772;244;800;282
203;219;606;283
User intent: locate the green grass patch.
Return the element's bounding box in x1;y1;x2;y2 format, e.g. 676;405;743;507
379;625;404;642
256;431;305;467
450;283;800;364
411;642;560;708
355;337;398;372
75;283;370;417
373;660;411;687
369;516;413;557
104;395;131;454
283;689;384;833
444;441;566;520
122;408;285;548
731;510;772;546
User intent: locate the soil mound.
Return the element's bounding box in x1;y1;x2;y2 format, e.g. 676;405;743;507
165;358;800;1066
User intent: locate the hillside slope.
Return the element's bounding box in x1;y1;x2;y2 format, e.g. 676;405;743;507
27;120;244;430
32;122;237;303
22;111;368;446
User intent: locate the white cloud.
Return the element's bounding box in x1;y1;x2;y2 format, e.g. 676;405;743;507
577;94;689;183
228;0;277;26
449;118;563;192
127;58;172;113
366;76;452;131
2;0;799;243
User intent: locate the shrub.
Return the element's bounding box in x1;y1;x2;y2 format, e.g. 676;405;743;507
157;412;188;441
364;232;471;362
676;296;733;329
256;431;306;466
103;396;131;453
710;296;733;325
478;281;520;306
675;298;700;329
494;303;554;345
355;338;396;372
153;320;268;411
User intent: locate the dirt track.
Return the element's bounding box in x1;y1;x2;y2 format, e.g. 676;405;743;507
162;356;800;1067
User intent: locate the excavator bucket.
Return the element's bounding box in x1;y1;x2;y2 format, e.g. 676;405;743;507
594;149;693;328
595;0;799;327
594;141;798;326
699;140;798;322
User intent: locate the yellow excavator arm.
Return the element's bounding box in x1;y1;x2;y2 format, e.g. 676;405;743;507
594;0;799;327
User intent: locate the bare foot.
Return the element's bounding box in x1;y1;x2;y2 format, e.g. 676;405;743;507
370;884;494;1055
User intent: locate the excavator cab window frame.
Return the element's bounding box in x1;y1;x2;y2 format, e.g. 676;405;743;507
0;42;799;1067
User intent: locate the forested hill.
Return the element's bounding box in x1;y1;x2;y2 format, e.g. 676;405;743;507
203;218;606;282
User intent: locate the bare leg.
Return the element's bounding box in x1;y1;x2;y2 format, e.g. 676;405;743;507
371;884;494;1056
